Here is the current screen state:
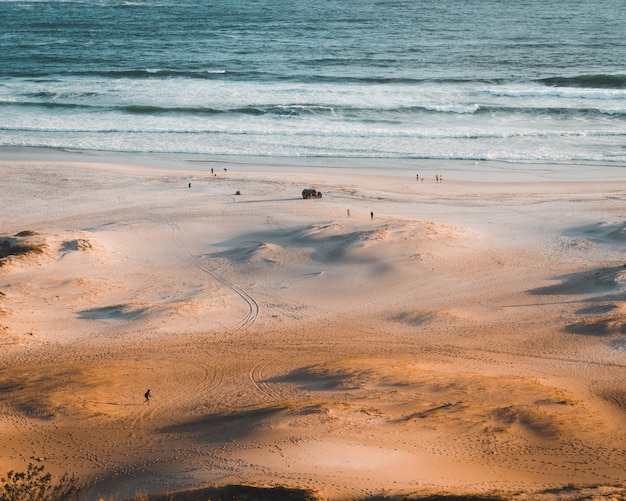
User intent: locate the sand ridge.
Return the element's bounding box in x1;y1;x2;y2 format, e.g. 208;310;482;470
2;154;626;499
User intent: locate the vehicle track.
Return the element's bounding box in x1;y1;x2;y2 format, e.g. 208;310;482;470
127;354;232;453
96;205;253;445
169;222;259;331
249;359;281;400
113;189;266;333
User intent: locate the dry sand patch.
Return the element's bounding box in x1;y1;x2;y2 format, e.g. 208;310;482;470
2;158;626;499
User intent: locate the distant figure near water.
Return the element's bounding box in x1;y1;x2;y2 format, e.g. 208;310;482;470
144;389;151;404
370;211;374;220
347;209;351;217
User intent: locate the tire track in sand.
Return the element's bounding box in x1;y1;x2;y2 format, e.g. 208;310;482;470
126;354;233;463
169;222;259;331
167;222;287;410
129;222;272;465
249;359;282;400
126;220;251;451
168;224;284;402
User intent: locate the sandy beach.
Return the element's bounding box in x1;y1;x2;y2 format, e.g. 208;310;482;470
2;150;626;500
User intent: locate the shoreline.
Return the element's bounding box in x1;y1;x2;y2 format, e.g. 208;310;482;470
3;145;626;182
2;151;626;499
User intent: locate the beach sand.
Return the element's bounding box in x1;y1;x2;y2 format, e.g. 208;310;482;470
2;150;626;500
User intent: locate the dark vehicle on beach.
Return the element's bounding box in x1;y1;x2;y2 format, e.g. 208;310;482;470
302;188;323;199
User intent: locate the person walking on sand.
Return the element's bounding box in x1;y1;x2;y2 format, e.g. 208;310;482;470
144;389;151;404
370;211;374;220
347;209;351;217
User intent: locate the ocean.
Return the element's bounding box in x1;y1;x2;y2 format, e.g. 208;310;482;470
1;0;625;165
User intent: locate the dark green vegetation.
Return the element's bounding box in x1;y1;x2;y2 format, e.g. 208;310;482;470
1;463;79;501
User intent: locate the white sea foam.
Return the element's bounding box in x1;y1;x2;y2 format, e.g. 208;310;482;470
1;0;625;165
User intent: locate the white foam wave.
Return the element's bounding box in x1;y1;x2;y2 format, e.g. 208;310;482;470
484;85;626;101
2;75;625;163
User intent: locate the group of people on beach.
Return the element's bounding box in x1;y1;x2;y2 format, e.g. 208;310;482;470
416;174;443;183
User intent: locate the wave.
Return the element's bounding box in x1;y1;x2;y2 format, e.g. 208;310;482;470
2;67;515;86
4;68;234;80
7;67;626;92
0;99;94;111
2;136;623;164
484;86;626;101
538;74;626;89
2;123;624;142
0;100;343;117
475;105;626;118
2;98;625;119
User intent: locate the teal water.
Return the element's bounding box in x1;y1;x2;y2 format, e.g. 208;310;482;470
1;0;625;163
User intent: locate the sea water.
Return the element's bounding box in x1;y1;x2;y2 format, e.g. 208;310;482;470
1;0;625;165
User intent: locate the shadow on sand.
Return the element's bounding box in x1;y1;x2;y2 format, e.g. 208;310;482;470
142;486;507;501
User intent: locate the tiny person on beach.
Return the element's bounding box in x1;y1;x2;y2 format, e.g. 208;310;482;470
144;389;151;404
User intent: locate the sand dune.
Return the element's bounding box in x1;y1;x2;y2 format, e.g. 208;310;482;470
2;153;626;499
